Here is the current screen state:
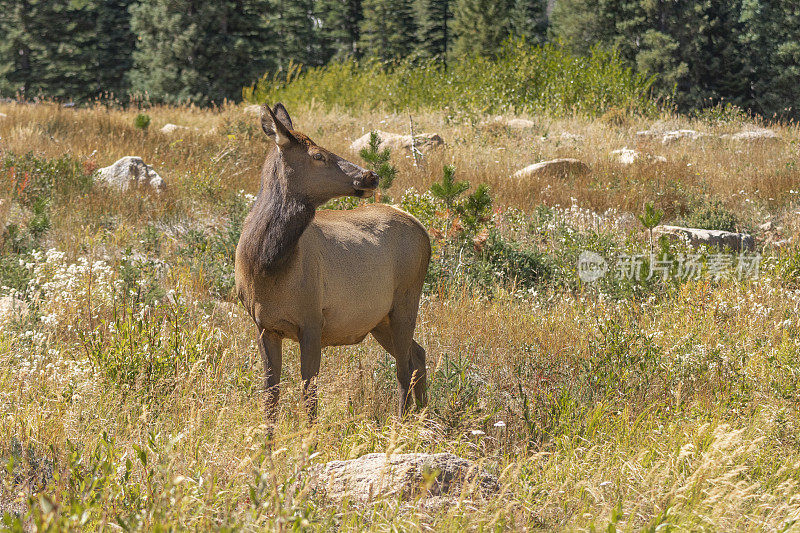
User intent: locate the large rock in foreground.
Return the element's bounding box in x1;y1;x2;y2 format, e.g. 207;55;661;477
96;156;165;191
308;453;499;504
653;225;754;252
513;158;590;179
350;131;444;154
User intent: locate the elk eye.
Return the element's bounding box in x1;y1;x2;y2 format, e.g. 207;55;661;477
313;153;324;161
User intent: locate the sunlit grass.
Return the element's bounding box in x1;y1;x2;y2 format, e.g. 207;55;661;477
2;100;800;530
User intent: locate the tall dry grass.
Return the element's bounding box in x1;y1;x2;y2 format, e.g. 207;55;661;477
2;101;800;530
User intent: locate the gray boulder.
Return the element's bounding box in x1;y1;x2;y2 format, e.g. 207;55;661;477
661;129;706;144
350;130;444;154
0;296;28;322
513;158;590;179
653;225;754;252
308;452;499;504
611;148;666;165
96;156;165;191
160;123;192;135
723;128;779;142
483;116;537;129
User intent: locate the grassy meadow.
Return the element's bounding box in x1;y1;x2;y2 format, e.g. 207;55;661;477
3;99;800;531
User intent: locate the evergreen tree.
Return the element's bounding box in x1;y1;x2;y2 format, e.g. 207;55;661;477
0;0;97;100
270;0;323;69
509;0;547;45
415;0;451;60
551;0;745;111
359;0;417;61
740;0;800;118
549;0;622;55
451;0;512;56
318;0;363;61
128;0;274;104
93;0;137;98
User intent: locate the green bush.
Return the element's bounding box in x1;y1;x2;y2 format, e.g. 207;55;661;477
2;152;93;207
134;113;151;130
469;231;552;291
680;197;743;232
245;40;656;118
81;300;220;391
178;191;250;299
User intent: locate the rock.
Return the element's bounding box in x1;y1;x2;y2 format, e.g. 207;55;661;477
350;130;444;154
636;129;706;144
661;129;705;144
635;129;661;138
611;148;640;165
243;104;263;115
513;158;590;179
653;225;754;252
758;221;774;232
308;453;499;504
504;118;536;129
481;116;536;129
723;128;779;141
559;132;584;142
160;123;192;135
96;156;165;191
0;296;28;322
611;148;666;165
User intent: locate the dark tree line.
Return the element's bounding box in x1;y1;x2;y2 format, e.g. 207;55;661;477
0;0;798;118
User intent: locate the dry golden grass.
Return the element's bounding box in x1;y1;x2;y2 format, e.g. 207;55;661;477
2;101;800;531
2;101;798;217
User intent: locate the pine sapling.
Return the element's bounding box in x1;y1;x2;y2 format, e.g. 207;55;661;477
134;113;151;132
457;183;492;233
359;132;397;202
430;164;469;211
638;201;664;253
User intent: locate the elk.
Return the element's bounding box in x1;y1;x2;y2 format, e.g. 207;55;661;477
235;104;431;430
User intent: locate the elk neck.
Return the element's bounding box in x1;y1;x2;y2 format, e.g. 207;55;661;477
240;153;316;273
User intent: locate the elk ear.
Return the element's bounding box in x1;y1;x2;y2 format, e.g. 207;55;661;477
272;103;293;130
261;104;295;147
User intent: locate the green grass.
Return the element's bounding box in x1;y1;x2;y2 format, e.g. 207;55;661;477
245;40;657;118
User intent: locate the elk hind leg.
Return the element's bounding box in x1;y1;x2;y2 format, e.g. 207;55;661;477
371;318;420;416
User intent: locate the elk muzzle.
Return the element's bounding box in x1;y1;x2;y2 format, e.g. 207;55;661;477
353;170;379;197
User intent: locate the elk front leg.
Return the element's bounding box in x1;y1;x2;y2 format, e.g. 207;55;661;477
299;327;322;423
258;328;283;435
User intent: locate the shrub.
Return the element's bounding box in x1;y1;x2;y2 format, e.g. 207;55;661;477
1;152;93;207
358;132;397;201
245;40;656;118
81;300;217;391
469;231;552;291
178;190;250;299
133;113;151;130
680;197;743;232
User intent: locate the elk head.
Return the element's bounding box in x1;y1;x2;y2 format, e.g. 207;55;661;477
261;103;379;205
